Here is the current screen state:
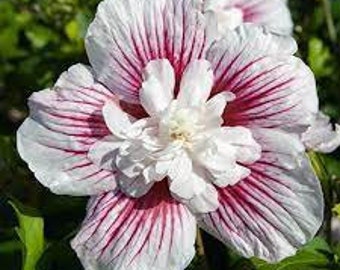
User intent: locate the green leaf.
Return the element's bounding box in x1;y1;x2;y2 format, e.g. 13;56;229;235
9;201;45;270
25;25;56;49
251;238;335;270
308;37;333;78
65;20;80;41
333;204;340;217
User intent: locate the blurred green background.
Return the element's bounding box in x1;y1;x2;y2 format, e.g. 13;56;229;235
1;0;340;269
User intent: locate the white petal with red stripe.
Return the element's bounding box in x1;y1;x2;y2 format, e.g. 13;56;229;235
17;64;118;195
86;0;209;103
197;128;324;262
199;0;293;35
207;25;317;132
71;183;196;270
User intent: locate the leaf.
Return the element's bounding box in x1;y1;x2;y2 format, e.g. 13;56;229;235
9;201;45;270
251;237;335;270
308;37;333;78
25;25;56;49
65;20;80;41
333;204;340;217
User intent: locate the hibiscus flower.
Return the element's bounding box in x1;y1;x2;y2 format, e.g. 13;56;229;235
17;0;323;269
195;0;293;36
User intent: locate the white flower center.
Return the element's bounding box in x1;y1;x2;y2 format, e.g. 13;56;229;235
160;102;202;147
89;59;261;213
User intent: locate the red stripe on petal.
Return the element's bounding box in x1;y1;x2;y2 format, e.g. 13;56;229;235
72;182;196;270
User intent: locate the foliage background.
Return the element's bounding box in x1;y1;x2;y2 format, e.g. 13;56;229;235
1;0;340;269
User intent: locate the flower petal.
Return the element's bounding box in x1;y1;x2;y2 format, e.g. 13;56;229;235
206;91;235;117
86;0;208;103
169;165;219;214
140;59;175;116
302;112;340;153
88;135;122;171
220;126;262;164
207;25;317;132
102;100;134;139
167;151;193;192
17;64;118;195
202;0;293;35
197;129;324;262
117;173;154;198
71;183;196;270
187;181;219;213
177;60;214;107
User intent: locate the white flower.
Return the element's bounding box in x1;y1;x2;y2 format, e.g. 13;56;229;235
196;0;293;37
302;112;340;153
89;59;261;213
17;0;323;269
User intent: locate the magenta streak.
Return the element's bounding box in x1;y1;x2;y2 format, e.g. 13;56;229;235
239;92;295;114
211;50;245;93
37;114;108;138
54;99;101;109
197;32;207;59
231;78;288;108
154;6;164;58
157;203;169;253
233;77;295;106
231;87;295;114
155;200;169;259
57;97;100;108
235;184;297;245
108;52;141;89
85;193;111;223
246;176;297;223
231;64;286;95
108;199;154;262
185;12;204;69
40;113;107;129
143;8;156;60
249;163;291;190
76;168;108;182
98;200;138;259
128;186;170;264
227;103;298;126
226;188;278;245
135;18;152;63
85;193;123;228
110;28;143;78
218;190;249;234
130;32;147;68
83;194;126;245
93;171;116;185
37;139;88;154
72;89;105;104
82;86;115;101
221;56;267;91
127;207;160;265
170;2;177;65
177;0;188;76
211;194;243;239
65;161;93;172
167;201;177;253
